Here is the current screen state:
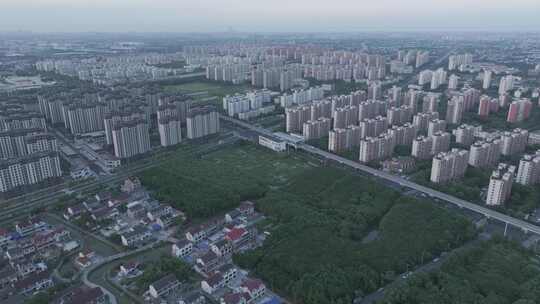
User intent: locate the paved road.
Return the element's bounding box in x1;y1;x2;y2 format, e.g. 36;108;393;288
47;213;123;252
82;241;163;304
222;115;540;236
0;161;159;222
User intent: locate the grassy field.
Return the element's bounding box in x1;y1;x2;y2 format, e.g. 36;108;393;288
140;142;313;220
163;81;251;105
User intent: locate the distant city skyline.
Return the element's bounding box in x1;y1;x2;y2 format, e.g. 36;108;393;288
2;0;540;33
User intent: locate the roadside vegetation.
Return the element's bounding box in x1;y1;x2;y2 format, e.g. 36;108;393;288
381;238;540;304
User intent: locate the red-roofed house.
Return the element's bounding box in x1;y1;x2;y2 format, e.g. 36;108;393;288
241;278;266;300
225;228;246;242
224;227;254;249
220;292;250;304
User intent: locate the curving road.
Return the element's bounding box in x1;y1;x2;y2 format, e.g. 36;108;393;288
82;241;163;304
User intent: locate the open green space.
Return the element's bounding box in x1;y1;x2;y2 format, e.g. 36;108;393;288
151;60;186;69
306;78;367;95
140;142;475;304
140;142;311;219
163;81;251;105
381;238;540;304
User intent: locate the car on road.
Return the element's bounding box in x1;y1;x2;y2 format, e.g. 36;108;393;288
401;271;413;279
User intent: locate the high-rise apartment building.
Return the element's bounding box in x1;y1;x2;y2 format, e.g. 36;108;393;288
333;105;359;129
478;95;491;117
516;151;540;186
65;102;107;135
418;70;433;86
500;129;528;156
104;110;146;146
186;107;220;139
422;93;440;113
0;128;57;159
427;119;446;137
448;74;459;90
0;113;46;132
506;99;532;123
310;100;332;120
430;149;469;184
446;96;464;124
412;136;433;160
0;152;62;193
359;116;388;139
482;70;492;90
303;118;331;141
386;105;413;126
367;82;383;100
359;132;395;163
358;100;386;121
388;123;417;146
404;89;423;112
285;105;311;133
468;138;501;168
431;131;451;155
430;68;447;90
415;51;430;68
329;128;348;153
25;134;58;155
158;115;182;147
328;125;361;153
486;163;516;206
413;112;439;133
112;119;151;159
499;75;517;95
448;54;473;71
452;124;478;146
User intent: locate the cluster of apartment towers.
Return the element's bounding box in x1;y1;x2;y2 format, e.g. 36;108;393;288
37;92;220;159
284;86;537;206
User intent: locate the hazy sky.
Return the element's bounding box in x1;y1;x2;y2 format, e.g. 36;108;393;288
2;0;540;32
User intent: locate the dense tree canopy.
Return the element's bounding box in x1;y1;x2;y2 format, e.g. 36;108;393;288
381;239;540;304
